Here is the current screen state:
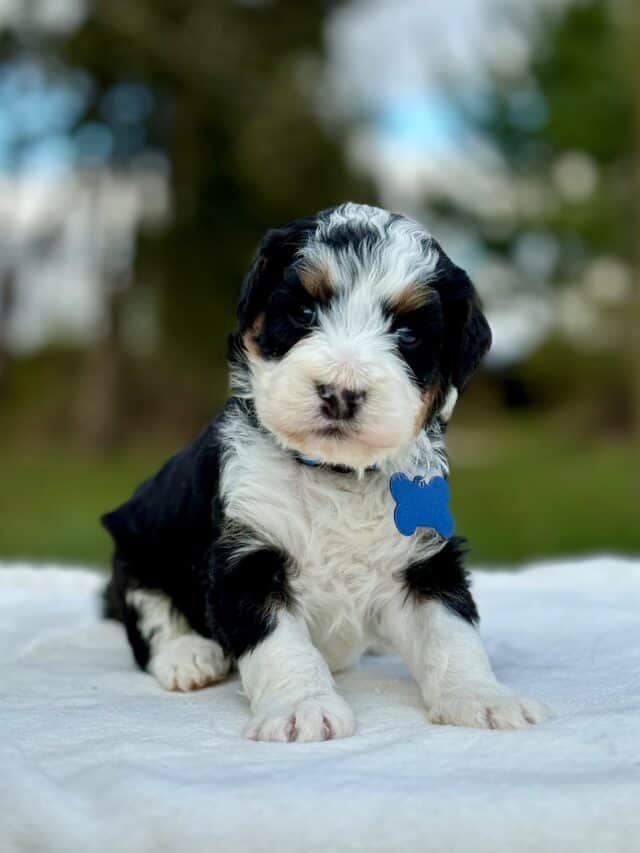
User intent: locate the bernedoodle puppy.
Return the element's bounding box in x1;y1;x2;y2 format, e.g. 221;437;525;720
102;202;549;742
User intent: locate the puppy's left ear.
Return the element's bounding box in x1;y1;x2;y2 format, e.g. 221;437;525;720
432;248;492;416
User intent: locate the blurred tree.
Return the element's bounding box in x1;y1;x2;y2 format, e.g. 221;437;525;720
63;0;375;442
431;0;637;436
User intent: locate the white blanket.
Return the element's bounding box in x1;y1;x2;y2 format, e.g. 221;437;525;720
1;558;639;853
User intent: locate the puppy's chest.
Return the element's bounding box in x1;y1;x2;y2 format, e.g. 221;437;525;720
223;445;433;601
294;473;410;578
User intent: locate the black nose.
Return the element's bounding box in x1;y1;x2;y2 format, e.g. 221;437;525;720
316;383;367;421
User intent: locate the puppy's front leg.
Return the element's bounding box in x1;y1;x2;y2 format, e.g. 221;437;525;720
210;542;354;742
380;545;549;729
385;599;548;728
239;611;355;742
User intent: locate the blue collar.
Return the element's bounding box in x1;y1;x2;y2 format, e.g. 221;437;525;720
295;455;379;474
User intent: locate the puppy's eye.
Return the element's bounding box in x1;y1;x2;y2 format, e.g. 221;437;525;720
396;327;420;349
287;304;317;329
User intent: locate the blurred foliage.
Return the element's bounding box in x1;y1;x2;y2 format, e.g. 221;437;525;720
430;0;639;447
487;335;632;433
64;0;375;376
437;0;634;269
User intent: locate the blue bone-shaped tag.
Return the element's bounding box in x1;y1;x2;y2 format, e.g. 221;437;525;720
389;474;454;538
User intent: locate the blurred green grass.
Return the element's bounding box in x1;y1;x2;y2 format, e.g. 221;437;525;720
0;444;170;569
0;418;638;568
448;420;639;564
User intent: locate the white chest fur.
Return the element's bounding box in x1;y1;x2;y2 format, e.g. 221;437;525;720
220;418;447;670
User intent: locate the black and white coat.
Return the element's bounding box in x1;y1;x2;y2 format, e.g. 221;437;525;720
103;203;548;741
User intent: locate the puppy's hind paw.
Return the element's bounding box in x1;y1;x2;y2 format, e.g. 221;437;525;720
150;634;230;692
246;694;355;743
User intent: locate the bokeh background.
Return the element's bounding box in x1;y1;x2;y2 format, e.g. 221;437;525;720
0;0;638;568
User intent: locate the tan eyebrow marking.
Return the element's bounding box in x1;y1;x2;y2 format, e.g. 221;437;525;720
242;312;264;360
414;382;442;434
298;265;333;302
389;282;434;314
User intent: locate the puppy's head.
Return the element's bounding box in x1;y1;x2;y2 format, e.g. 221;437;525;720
230;203;491;470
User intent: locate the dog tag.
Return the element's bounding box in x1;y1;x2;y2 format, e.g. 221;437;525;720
389;473;454;538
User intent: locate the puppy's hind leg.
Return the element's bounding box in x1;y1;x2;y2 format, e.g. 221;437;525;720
125;588;230;692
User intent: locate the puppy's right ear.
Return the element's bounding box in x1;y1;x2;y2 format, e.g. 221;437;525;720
237;218;317;333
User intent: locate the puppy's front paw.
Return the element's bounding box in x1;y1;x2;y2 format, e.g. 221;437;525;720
246;694;355;743
149;635;230;692
428;690;550;730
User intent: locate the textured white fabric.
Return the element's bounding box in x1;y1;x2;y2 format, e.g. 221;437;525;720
1;558;639;853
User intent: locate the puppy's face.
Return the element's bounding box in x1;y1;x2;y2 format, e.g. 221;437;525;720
232;204;491;470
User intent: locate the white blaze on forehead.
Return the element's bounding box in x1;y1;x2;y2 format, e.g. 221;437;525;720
300;203;439;306
320;286;391;345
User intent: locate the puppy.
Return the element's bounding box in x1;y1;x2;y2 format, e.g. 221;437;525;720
103;203;549;742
